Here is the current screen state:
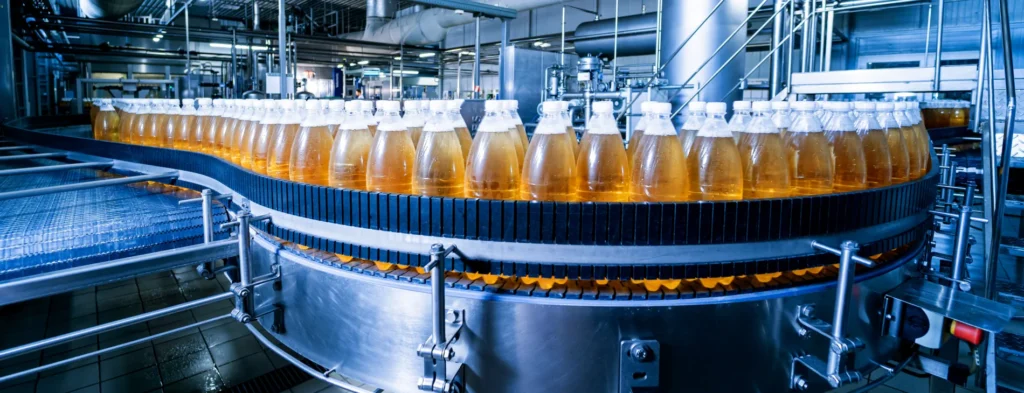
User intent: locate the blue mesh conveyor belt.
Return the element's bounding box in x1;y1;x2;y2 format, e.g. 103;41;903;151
0;155;230;282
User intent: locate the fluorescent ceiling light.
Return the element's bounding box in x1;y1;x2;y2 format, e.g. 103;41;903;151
155;34;164;38
358;60;370;65
459;51;475;56
337;64;345;68
349;63;357;66
152;37;161;42
533;41;545;47
393;56;402;60
539;42;551;48
209;43;269;51
394;70;419;75
418;52;435;58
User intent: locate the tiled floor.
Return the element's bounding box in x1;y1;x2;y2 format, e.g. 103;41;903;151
0;266;291;393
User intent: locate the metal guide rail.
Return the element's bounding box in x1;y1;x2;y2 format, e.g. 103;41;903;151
3;116;937;281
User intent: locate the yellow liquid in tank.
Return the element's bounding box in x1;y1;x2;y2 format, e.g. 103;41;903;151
413;131;465;197
860;128;893;188
577;134;630;202
250;122;276;174
521;133;576;201
173;115;196;150
737;133;791;199
132;113;150;146
901;126;923;179
230;120;251;163
465;132;520;200
366;130;416;193
267;123;302;179
409;126;423;147
630;135;688;202
329;128;373;189
950;107;967;127
785;132;834;196
289;125;335;185
515;124;529;151
688;136;743;201
827;131;867;192
884;126;911;183
626;128;644;163
454;126;472;160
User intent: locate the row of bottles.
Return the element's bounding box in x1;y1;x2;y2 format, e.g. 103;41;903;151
93;97;931;203
921;99;970;128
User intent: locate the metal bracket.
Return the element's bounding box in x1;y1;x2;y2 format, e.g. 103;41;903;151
416;244;466;393
790;240;866;389
619;339;659;393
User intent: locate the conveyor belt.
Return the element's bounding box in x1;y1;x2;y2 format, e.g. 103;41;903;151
0;154;230;282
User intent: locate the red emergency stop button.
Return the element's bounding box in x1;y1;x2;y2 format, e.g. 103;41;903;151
950;321;984;345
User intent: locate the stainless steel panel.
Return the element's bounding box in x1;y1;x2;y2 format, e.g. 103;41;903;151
501;47;576;125
250;234;915;393
886;279;1016;333
790;65;978;94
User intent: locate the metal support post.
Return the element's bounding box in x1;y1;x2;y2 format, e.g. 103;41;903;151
499;19;509;99
951;184;975;287
230;209;254;323
611;0;619;92
801;0;812;73
417;244;464;393
473;17;481;99
822;8;834;72
560;7;566;67
231;28;238;98
430;245;446;364
932;0;945;92
278;0;287;98
0;0;17;121
199;189;216;278
923;3;932;64
943;161;958;221
770;0;785;96
828;241;858;378
653;0;663;73
185;6;191;75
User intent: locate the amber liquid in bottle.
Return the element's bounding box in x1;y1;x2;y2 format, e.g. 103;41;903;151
413;107;466;197
877;106;911;183
289;125;335;185
631;106;688;202
521;115;577;202
824;107;867;192
786;105;834;196
853;106;893;188
737;104;790;199
688;105;743;201
466;103;520;200
577;104;629;202
366;102;416;193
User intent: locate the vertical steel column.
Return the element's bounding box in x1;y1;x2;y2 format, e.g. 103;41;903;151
237;212;252;287
800;0;812;73
923;3;932;64
499;19;509;99
231;28;238;98
786;0;795;93
808;0;817;71
456;54;462;96
770;0;785;96
827;240;859;376
951;184;975;285
822;8;834;72
428;244;447;380
437;52;443;99
611;0;619;92
278;0;287;98
932;0;945;92
653;0;663;73
560;7;566;67
199;189;215;277
973;9;988;133
473;17;481;99
185;7;191;74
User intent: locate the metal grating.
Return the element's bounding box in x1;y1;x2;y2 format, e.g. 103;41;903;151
0;155;229;282
223;365;313;393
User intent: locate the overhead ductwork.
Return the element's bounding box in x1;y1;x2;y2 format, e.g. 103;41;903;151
344;0;565;46
56;0;145;20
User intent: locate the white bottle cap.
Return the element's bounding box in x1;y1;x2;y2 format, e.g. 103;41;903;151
542;101;562;113
771;101;789;110
707;102;727;114
360;100;374;111
792;101;816;111
379;100;400;112
344;101;359;111
752;101;771;111
894;102;907;110
651;102;671;115
593;101;613;113
329;100;344;110
688;101;707;112
182;98;195;105
430;100;446;111
640;101;655;113
484;100;502;111
446;100;463;110
305;100;320;110
876;102;894;111
832;102;851;111
854;101;876;111
732;100;751;111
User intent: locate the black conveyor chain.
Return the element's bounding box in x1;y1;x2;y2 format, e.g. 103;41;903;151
3;116;938;279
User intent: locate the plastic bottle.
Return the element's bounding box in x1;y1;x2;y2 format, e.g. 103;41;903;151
507;100;529;150
118;99;137;143
228;101;253;163
329;100;373;189
678;101;707;160
203;99;225;153
413;100;465;197
250;100;283;174
89;99;100;126
366;100;416;193
466;100;521;199
367;101;380;136
130;99;153;145
173;99;197;150
558;102;579;157
93;99;120;141
404;100;426;146
874;102;911;183
736;101;791;199
892;102;924;179
626;101;654;163
143;99;169;147
499;101;526;169
158;99;181;148
727;100;752;143
852;102;893;188
907;101;933;173
771;101;791;138
215;100;239;158
189;98;213;152
447;100;472;160
521;101;577;201
289;100;335;185
786;101;834;195
326;100;346;137
823;102;867;192
688;102;743;201
577;101;629;202
267;100;306;179
631;102;688;201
